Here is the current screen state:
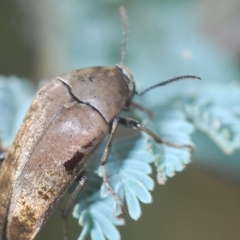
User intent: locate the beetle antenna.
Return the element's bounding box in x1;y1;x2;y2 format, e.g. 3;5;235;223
135;75;201;95
119;6;129;65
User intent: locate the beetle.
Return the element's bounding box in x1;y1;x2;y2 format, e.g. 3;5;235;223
0;7;200;240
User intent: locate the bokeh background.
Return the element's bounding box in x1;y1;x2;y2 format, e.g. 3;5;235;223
1;0;240;239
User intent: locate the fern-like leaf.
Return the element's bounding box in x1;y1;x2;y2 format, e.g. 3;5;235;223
136;105;194;184
0;76;34;146
99;136;154;219
181;83;240;154
72;136;154;239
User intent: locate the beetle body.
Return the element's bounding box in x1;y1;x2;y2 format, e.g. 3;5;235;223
0;6;200;240
0;65;134;240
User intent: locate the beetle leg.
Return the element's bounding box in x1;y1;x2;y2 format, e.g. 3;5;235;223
100;117;126;213
0;140;7;166
130;101;154;119
0;152;5;163
0;144;6;166
62;172;87;240
118;117;194;152
0;154;4;168
123;101;153;119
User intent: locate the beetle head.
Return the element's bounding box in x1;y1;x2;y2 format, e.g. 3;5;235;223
115;64;135;102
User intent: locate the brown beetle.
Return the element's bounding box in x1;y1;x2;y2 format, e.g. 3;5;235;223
0;7;200;240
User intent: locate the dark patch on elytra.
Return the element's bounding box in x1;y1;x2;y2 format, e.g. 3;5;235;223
94;66;104;70
82;137;96;149
88;76;93;82
63;151;84;172
11;205;38;237
38;190;49;201
77;75;86;82
103;70;110;78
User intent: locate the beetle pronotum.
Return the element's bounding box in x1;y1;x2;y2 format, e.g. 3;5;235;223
0;7;200;240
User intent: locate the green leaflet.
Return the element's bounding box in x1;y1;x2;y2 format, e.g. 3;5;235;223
0;76;34;146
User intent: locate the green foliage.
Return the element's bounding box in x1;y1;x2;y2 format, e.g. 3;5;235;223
73;137;153;240
180;83;240;154
0;75;33;146
140;106;194;184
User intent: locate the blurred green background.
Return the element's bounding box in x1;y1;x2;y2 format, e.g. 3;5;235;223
1;0;240;239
